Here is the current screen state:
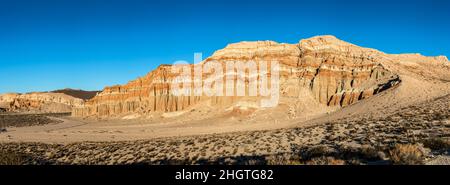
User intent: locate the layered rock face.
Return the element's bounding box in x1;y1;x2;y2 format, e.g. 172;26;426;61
74;35;447;117
297;36;400;106
0;92;85;113
73;65;202;116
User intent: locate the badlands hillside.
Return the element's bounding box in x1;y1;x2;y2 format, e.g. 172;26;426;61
0;89;98;113
75;35;403;118
0;92;83;113
73;35;448;126
1;35;449;165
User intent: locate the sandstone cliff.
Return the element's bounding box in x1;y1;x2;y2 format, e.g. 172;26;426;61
0;92;85;113
73;35;448;118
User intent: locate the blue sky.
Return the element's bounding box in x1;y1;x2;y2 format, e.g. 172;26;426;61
1;0;449;93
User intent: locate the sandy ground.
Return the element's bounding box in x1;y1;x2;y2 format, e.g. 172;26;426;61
0;107;330;143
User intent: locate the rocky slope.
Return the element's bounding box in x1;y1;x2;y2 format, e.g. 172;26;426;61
73;35;448;118
0;92;84;113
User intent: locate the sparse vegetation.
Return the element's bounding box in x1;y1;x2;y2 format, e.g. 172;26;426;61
389;144;425;165
0;113;69;128
0;150;28;165
0;95;448;165
422;138;450;151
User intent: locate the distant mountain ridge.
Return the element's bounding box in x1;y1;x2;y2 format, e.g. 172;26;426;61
50;88;100;101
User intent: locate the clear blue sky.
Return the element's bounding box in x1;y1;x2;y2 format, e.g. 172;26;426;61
1;0;449;93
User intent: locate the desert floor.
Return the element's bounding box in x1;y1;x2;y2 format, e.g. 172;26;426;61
0;93;448;165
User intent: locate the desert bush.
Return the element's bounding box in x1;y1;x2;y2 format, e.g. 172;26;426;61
360;145;386;160
388;144;425;165
422;138;450;151
336;145;385;163
300;145;334;160
241;159;265;165
266;154;302;165
0;150;28;165
305;156;345;165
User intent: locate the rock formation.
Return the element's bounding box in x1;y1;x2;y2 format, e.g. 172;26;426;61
0;92;85;113
73;35;448;118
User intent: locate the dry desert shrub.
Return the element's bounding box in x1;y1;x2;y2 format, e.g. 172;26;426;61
422;138;450;151
266;154;302;165
360;145;386;160
300;145;334;160
305;156;346;165
241;159;263;165
388;144;425;165
0;150;28;165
